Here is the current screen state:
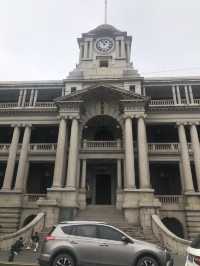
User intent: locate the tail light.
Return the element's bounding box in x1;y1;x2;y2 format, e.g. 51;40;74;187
194;256;200;265
44;235;55;241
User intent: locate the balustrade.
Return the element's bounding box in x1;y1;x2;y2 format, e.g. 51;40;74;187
156;195;183;205
149;99;174;106
24;193;46;202
148;143;192;153
29;143;57;152
82;140;121;150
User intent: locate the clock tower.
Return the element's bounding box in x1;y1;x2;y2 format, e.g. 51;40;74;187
68;24;140;80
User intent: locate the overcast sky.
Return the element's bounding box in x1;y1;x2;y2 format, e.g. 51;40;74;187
0;0;200;81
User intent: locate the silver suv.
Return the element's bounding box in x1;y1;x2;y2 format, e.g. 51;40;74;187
38;221;173;266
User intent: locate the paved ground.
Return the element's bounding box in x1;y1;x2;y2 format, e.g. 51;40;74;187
0;250;186;265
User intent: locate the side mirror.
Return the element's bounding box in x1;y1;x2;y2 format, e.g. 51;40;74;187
121;236;132;244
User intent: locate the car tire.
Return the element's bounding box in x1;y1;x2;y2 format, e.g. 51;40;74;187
52;253;76;266
136;255;159;266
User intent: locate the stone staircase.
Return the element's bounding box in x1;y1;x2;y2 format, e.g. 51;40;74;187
0;207;21;235
75;205;159;245
186;211;200;240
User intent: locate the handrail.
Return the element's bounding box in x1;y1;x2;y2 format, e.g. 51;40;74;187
0;212;45;251
152;214;190;255
156;195;183;204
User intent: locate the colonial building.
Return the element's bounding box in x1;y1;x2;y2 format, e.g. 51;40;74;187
0;24;200;240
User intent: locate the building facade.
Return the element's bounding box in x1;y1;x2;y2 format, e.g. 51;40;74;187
0;24;200;239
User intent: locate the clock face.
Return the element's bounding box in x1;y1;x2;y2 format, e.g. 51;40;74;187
96;38;114;53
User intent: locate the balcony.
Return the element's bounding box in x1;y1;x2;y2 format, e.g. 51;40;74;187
0;142;194;156
0;102;57;112
149;98;200;111
81;140;122;152
148;143;192;154
155;195;184;210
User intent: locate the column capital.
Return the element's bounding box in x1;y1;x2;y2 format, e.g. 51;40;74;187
11;123;21;128
176;121;187;126
135;113;147;119
188;121;200;126
58;115;67;121
22;123;32;128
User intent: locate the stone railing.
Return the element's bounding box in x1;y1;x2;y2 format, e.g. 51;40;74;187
148;143;192;153
29;143;57;152
0;101;56;110
149;99;175;106
0;212;45;251
156;195;183;205
149;98;200;108
194;99;200;105
82;140;122;150
0;144;10;152
24;194;47;202
152;214;190;255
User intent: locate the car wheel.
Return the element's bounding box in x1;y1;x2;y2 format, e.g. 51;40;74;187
52;253;75;266
136;255;159;266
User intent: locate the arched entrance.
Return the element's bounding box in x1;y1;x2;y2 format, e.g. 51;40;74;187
162;217;184;238
82;116;122;205
23;215;36;227
82;115;122;141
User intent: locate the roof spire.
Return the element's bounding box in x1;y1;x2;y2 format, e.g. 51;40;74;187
104;0;108;24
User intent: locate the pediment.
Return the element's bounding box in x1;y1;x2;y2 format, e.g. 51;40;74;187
55;84;147;103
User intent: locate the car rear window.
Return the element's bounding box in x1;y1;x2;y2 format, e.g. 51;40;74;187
190;235;200;249
48;226;56;236
61;225;73;235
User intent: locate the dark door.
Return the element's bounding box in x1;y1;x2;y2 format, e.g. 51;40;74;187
96;175;111;205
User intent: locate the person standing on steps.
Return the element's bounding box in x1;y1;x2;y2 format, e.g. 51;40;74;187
8;237;24;262
31;231;40;252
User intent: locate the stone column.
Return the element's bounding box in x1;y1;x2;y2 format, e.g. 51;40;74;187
29;89;34;106
172;86;177;105
33;89;38;106
81;160;87;189
14;125;31;192
52;118;67;188
176;86;182;104
137;116;151;189
189;85;194;104
117;159;122;189
18;90;23;107
2;125;21;190
66;117;79;188
190;123;200;190
177;123;194;192
184;86;190;104
124;116;135;188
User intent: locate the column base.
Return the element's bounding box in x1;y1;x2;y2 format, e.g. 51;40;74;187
116;189;123;210
138;189;161;233
37;198;59;228
123;189;139;225
48;187;78;208
78;189;87;210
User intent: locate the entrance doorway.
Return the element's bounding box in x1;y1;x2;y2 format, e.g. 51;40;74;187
86;160;116;205
96;175;111;204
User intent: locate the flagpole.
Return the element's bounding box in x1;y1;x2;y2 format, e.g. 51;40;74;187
105;0;107;24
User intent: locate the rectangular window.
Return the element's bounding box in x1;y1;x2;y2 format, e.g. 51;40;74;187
119;40;122;57
71;87;77;93
87;41;90;58
100;60;109;67
129;85;135;93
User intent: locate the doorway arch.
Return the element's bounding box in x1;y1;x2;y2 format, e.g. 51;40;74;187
162;217;184;238
82;115;122;141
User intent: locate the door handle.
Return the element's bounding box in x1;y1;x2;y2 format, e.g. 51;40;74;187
70;241;78;245
100;243;109;247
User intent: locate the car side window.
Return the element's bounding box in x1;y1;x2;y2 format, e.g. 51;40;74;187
61;225;73;235
98;225;124;241
73;225;97;238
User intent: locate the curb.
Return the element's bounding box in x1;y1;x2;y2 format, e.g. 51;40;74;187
0;262;38;266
